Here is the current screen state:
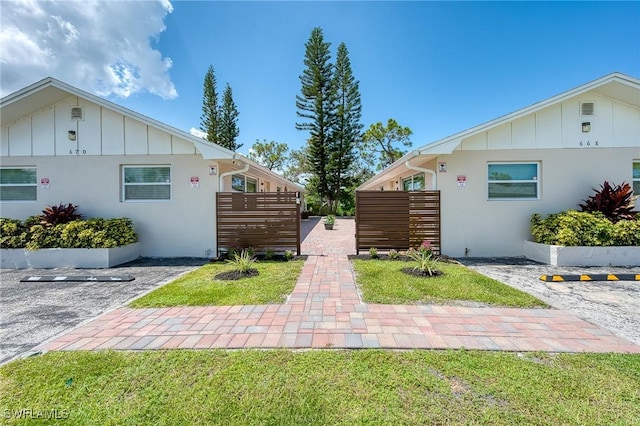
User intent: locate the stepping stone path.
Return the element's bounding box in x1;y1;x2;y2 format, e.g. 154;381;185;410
35;219;640;354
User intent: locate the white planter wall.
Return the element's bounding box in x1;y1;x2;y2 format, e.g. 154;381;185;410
524;241;640;267
1;243;141;269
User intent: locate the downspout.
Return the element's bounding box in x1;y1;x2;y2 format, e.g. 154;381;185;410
218;156;249;191
405;150;437;190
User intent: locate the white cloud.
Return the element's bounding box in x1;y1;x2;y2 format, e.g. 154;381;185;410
0;0;177;99
189;128;207;139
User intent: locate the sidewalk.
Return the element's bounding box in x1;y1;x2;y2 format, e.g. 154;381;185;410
35;218;640;354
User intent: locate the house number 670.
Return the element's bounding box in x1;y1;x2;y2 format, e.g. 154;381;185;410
69;149;87;155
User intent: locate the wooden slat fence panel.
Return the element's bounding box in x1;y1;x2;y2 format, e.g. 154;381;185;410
355;190;440;255
216;192;301;255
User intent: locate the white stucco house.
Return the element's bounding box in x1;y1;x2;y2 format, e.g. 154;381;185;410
359;72;640;258
0;77;302;258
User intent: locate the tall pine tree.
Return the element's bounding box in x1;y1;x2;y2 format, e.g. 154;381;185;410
328;42;362;212
200;65;219;143
219;83;241;151
296;27;336;204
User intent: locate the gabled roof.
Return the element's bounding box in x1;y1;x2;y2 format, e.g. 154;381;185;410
0;77;303;191
358;72;640;190
0;76;236;160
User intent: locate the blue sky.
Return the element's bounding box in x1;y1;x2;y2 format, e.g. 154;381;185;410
1;1;639;154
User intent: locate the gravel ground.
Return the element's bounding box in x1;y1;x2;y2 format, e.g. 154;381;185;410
0;258;206;365
460;257;640;346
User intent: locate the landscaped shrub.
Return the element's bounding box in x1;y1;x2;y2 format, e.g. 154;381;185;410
0;217;137;250
579;181;637;222
531;210;640;246
39;203;82;226
0;218;27;248
611;218;640;246
405;240;441;277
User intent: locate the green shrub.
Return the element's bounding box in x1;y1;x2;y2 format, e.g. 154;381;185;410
1;217;137;250
226;249;256;273
369;247;379;259
611;218;640;246
0;218;27;248
264;248;275;260
26;224;64;250
531;210;639;246
284;250;294;261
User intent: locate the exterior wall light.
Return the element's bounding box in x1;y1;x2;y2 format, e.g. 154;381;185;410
68;130;77;141
582;122;591;133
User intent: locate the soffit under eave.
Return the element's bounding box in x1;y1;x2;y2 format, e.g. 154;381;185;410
418;138;462;154
358;155;440;190
192;140;235;160
0;86;72;127
591;81;640;108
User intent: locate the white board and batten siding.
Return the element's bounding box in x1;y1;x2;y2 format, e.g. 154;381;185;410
457;94;640;152
0;95;198;158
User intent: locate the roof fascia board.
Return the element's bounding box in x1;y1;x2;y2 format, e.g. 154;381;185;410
0;77;56;107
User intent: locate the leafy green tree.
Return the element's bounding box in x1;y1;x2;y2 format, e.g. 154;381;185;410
283;144;311;184
328;42;362;212
248;139;289;171
296;27;336;204
219;83;241;151
361;118;413;170
200;65;219;143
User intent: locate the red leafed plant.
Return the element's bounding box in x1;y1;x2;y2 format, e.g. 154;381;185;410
39;203;82;226
579;181;637;222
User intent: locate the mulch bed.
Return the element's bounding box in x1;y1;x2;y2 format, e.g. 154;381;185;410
401;268;444;278
347;254;460;264
214;269;259;280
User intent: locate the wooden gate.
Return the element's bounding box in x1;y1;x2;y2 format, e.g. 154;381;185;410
216;192;301;256
355;190;440;254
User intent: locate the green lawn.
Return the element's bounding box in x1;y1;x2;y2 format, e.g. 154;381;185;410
130;260;304;307
2;350;638;425
352;259;547;308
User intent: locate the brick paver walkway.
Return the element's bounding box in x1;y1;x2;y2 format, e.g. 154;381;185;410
35;218;640;354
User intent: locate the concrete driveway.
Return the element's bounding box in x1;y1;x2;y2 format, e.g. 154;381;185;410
0;258;206;364
461;258;640;346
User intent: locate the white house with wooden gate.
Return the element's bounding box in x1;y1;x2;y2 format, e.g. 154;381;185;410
358;72;640;258
0;77;302;258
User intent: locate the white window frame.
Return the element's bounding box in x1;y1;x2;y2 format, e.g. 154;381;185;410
0;167;37;202
231;174;258;192
402;172;425;191
122;165;171;202
633;160;640;197
487;162;540;201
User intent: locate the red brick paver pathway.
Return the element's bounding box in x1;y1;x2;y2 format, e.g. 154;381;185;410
36;218;640;354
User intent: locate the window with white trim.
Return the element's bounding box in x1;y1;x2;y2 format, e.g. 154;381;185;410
402;173;425;191
0;167;37;201
231;174;257;192
122;166;171;201
633;161;640;196
488;162;539;200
